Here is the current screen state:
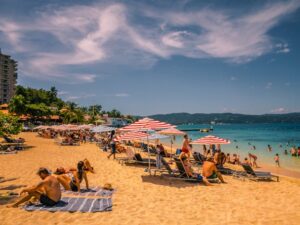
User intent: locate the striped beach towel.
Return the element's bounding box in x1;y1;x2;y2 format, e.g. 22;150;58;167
24;197;112;212
62;187;114;197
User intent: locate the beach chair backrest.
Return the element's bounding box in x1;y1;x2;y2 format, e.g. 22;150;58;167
126;147;135;160
134;153;143;161
161;157;173;174
242;164;256;176
174;158;187;176
193;152;202;162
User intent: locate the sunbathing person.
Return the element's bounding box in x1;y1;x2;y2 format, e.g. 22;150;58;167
56;161;89;192
181;157;203;181
54;158;95;174
202;159;225;186
8;168;61;208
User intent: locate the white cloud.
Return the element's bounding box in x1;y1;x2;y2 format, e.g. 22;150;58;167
115;93;130;97
0;1;299;82
65;93;96;101
230;76;237;81
271;107;287;113
265;82;273;89
275;42;290;53
285;82;291;86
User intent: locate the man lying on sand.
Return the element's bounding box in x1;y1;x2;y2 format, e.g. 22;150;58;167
202;159;226;186
8;168;61;208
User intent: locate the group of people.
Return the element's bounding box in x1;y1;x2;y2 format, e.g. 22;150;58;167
178;134;226;186
8;159;94;208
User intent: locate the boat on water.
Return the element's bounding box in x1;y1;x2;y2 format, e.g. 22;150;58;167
200;126;214;133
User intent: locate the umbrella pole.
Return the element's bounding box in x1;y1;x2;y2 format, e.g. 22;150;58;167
147;136;151;174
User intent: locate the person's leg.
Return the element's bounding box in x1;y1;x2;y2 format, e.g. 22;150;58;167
202;177;213;186
9;191;42;207
216;171;225;183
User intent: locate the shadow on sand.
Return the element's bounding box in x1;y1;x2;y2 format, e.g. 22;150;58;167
141;175;203;188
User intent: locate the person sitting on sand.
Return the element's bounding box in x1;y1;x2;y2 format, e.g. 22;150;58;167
231;154;240;165
225;153;231;163
243;157;250;166
202;159;225;186
8;168;61;208
56;161;89;192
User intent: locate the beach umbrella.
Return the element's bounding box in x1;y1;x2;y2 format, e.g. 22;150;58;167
78;124;93;130
91;125;115;133
118;117;174;132
158;128;186;156
118;118;174;172
114;131;149;142
158;127;185;136
191;135;230;145
34;125;50;130
141;133;169;141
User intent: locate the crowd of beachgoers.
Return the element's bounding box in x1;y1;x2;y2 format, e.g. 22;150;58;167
1;119;285;209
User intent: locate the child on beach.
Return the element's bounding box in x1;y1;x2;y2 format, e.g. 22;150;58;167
274;154;280;167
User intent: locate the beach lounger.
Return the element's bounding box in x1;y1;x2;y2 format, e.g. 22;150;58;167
172;158;204;182
0;150;18;155
3;136;25;144
152;157;180;177
24;197;112;212
240;164;279;182
192;152;204;165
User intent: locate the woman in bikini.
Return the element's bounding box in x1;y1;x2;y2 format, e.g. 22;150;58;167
54;158;94;175
56;161;89;192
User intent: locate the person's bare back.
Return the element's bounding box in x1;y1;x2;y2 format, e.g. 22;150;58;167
42;175;61;202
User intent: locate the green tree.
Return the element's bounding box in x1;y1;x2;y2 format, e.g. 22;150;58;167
8;95;27;115
0;112;23;137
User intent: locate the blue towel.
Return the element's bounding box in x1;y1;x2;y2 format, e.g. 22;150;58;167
24;197;112;212
62;187;114;197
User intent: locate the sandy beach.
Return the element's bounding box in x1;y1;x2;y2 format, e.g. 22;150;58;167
1;132;300;225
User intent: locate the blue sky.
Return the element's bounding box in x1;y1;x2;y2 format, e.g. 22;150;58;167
0;0;300;115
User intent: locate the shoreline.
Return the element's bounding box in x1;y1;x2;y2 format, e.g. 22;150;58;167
154;140;300;179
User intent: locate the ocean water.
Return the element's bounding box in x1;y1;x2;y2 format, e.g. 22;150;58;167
161;123;300;172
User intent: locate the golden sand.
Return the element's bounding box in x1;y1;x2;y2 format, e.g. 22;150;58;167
1;132;300;225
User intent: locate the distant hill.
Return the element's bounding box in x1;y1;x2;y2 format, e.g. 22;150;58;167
148;113;300;125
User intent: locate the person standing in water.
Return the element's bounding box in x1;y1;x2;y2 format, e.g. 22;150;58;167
267;145;272;152
274;154;280;167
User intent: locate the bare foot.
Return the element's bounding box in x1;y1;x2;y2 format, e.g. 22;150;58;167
6;203;18;208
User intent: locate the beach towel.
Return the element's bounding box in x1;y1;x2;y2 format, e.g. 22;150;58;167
0;151;17;155
62;187;114;197
24;197;112;212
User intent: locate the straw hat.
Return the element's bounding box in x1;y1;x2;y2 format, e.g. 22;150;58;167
103;183;113;190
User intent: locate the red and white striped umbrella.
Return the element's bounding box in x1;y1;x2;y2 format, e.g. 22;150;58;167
191;135;230;145
158;127;185;136
118;117;174;132
114;131;150;142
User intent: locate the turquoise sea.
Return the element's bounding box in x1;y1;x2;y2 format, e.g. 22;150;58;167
161;123;300;172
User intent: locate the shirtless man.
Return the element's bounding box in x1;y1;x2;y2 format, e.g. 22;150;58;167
181;134;191;160
202;160;225;186
9;168;61;207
